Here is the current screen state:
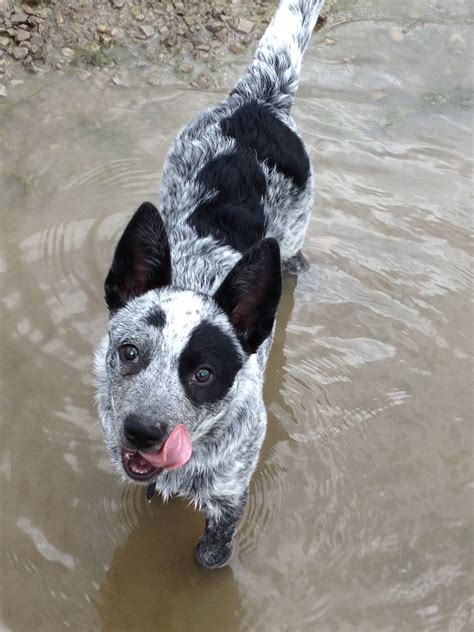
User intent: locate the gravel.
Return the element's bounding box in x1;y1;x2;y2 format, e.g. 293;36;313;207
0;0;335;91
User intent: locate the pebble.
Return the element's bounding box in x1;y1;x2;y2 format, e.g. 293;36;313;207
0;35;10;49
323;38;336;46
12;46;28;59
99;33;112;46
10;10;28;25
15;29;30;42
389;26;404;43
111;0;125;8
449;32;466;50
130;7;145;21
229;42;245;54
22;5;37;16
214;28;228;42
77;68;91;80
138;25;154;38
30;34;43;47
0;83;6;97
173;2;185;16
178;62;193;73
61;47;74;58
235;18;254;34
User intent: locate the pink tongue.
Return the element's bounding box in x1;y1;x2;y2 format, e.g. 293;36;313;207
139;424;192;470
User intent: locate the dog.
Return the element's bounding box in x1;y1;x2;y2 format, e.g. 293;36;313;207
95;0;325;569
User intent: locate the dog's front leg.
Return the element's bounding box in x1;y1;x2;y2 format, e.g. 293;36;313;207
195;490;248;569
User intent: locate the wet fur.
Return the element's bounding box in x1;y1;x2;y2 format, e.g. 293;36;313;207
95;0;325;569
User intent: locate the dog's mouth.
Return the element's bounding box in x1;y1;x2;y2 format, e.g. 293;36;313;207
121;423;193;482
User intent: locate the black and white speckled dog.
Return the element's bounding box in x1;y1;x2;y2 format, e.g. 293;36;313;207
95;0;325;568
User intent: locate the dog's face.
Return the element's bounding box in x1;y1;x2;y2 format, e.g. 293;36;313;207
95;202;281;484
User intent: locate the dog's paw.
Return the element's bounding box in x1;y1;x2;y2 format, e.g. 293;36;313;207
283;250;310;275
195;539;233;569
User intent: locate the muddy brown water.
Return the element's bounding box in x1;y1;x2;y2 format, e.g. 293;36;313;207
1;1;472;630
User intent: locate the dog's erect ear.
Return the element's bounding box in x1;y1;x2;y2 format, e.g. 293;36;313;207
214;238;282;354
104;202;171;313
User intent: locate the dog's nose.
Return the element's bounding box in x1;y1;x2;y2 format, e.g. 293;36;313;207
123;415;165;450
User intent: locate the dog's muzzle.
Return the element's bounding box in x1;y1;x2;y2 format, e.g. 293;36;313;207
121;423;192;482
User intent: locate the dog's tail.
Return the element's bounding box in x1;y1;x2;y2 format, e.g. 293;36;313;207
231;0;325;112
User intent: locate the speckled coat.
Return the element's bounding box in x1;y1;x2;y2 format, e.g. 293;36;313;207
95;0;325;568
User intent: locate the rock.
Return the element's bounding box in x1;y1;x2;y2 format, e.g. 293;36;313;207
0;83;6;97
98;33;112;45
138;25;154;38
12;45;28;59
75;8;92;21
61;47;74;58
0;59;6;74
172;1;185;15
77;68;91;80
0;36;11;49
166;31;177;47
111;0;125;8
30;34;43;48
229;42;245;54
235;18;254;34
323;38;336;46
111;27;124;38
30;62;46;74
214;28;228;42
130;7;145;21
97;24;111;34
10;10;28;25
389;26;404;43
178;62;193;73
15;29;30;42
197;73;211;89
22;6;37;16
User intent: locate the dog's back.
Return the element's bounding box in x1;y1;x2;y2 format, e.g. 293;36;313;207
160;0;325;290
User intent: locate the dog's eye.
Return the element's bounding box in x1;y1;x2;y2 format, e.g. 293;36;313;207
119;344;139;363
193;367;213;384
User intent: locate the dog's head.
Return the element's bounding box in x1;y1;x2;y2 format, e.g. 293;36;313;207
95;202;282;483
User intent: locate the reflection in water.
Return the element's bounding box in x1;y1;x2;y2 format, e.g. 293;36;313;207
1;0;472;630
96;498;241;632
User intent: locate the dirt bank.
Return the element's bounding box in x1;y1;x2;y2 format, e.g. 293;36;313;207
0;0;336;95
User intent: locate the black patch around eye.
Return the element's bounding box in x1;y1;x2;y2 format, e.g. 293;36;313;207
146;307;166;329
179;322;243;405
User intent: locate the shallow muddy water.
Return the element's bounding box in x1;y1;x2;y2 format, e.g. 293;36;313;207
1;1;472;630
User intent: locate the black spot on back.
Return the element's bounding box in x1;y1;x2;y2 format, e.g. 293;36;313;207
188;150;266;252
146;307;166;328
221;101;310;189
179;322;243;406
